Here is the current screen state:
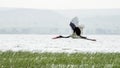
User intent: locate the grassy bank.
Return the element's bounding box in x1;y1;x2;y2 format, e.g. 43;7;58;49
0;51;120;68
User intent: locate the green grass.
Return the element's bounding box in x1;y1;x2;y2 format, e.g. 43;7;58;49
0;51;120;68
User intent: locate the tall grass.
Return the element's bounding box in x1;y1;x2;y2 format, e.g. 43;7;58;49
0;51;120;68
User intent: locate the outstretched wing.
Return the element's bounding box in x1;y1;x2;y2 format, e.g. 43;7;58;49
71;17;79;26
69;17;79;31
70;22;76;31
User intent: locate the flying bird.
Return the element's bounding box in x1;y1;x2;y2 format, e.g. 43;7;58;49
53;17;96;41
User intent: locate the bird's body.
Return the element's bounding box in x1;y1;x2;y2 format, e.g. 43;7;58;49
53;17;96;41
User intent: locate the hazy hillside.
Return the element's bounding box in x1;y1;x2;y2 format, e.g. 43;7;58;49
0;8;70;34
0;8;120;34
57;9;120;34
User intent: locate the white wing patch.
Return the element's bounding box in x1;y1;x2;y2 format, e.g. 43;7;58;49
71;17;79;27
70;17;85;34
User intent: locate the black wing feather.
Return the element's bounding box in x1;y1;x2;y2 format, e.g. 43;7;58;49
70;22;76;31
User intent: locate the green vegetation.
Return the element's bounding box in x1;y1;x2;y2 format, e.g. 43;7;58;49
0;51;120;68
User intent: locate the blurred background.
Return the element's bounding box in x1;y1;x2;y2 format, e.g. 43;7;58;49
0;0;120;35
0;8;120;35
